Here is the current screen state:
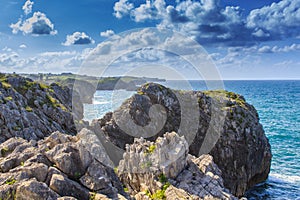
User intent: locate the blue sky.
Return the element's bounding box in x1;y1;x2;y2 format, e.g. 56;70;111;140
0;0;299;80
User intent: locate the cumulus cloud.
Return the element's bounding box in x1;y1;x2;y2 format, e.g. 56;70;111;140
113;0;134;18
22;0;34;15
113;0;252;46
100;29;115;37
10;12;57;35
113;0;300;46
62;32;95;46
247;0;300;39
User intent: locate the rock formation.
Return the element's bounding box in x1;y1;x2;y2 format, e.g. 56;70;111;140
0;74;272;198
92;83;272;196
0;129;127;200
117;132;237;200
0;74;84;142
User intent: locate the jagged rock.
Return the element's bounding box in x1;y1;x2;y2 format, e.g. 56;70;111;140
76;128;114;168
0;74;83;142
118;132;188;180
0;131;126;199
117;132;237;199
49;174;90;200
45;142;92;179
15;179;59;200
97;82;272;196
164;185;194;200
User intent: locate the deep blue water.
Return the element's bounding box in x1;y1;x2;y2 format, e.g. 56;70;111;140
84;80;300;199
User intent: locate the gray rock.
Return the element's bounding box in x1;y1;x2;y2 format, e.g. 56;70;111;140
15;179;59;200
45;142;92;179
0;74;83;143
117;131;237;199
97;83;272;196
49;174;90;200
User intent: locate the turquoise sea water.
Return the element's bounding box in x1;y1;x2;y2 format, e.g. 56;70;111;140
84;80;300;199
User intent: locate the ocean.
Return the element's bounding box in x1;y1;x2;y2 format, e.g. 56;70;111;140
84;80;300;199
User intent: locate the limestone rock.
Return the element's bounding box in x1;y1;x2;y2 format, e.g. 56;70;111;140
117;131;237;199
45;142;92;179
0;74;83;142
49;174;90;200
15;179;59;200
0;131;126;200
97;82;272;196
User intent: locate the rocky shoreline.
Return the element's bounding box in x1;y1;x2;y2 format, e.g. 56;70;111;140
0;74;272;199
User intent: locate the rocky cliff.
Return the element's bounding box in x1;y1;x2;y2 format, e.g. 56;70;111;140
0;75;272;198
92;83;272;197
0;129;237;200
0;74;83;142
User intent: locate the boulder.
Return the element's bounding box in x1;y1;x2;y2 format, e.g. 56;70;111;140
49;174;90;200
15;179;59;200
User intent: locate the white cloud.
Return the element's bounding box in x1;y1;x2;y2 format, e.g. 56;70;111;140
22;0;34;15
100;29;115;37
0;49;92;73
113;0;134;19
258;44;300;53
39;51;77;57
62;32;95;46
10;12;57;35
0;51;19;67
19;44;27;49
247;0;300;39
113;0;300;46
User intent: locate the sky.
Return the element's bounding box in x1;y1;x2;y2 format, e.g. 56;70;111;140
0;0;299;80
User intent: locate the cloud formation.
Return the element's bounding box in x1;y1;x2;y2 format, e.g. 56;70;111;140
10;12;57;35
247;0;300;40
113;0;300;46
22;0;34;15
100;29;115;37
113;0;134;19
62;32;95;46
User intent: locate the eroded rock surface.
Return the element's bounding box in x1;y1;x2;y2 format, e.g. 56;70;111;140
0;129;126;200
0;74;84;142
93;82;272;196
117;132;237;200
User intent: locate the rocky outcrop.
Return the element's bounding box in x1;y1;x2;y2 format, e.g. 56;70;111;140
93;82;272;197
0;74;84;142
117;132;237;199
0;129;126;200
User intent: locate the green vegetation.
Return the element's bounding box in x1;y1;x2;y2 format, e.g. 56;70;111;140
1;81;11;89
89;192;96;200
158;173;167;183
5;178;16;185
114;167;118;174
4;96;13;102
45;94;67;111
144;144;156;154
74;172;81;179
25;106;33;112
203;90;246;107
20;161;25;166
1;147;9;157
124;187;129;192
145;175;171;200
